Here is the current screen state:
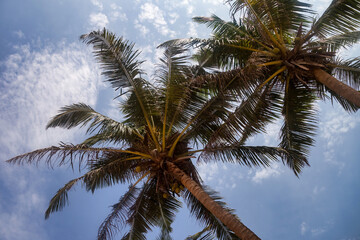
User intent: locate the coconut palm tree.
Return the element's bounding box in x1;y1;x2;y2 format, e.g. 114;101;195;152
162;0;360;164
7;29;304;240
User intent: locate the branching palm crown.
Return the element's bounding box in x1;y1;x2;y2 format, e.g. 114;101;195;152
163;0;360;164
7;29;305;240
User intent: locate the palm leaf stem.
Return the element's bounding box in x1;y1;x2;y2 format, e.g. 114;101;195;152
258;66;287;89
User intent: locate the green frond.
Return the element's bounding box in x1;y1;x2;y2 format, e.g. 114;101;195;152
280;84;316;174
183;186;240;240
123;180;181;240
81;29;160;148
44;177;82;219
204;87;281;148
319;31;360;51
80;28;145;93
47;103;141;144
98;186;139;240
311;0;360;38
228;0;313;32
331;58;360;89
185;226;215;240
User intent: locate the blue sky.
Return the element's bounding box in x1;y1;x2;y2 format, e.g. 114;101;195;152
0;0;359;239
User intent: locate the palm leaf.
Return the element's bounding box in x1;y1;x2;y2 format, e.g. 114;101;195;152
279;83;316;174
183;186;240;240
47;103;141;143
81;28;160;149
98;186;139;240
311;0;360;38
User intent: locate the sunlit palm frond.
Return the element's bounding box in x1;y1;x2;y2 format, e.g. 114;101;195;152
183;186;239;240
98;186;139;240
311;0;360;38
81;29;159;148
46;103;141;143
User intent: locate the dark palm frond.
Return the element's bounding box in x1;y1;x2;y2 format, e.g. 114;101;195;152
44;177;82;219
227;0;313;32
204;86;281;148
279;83;316;174
201;144;283;167
81;29;158;145
323;85;359;112
80;29;145;93
183;186;240;240
331;57;360;89
98;186;139;240
193;15;243;38
156;225;173;240
83;151;143;192
123;179;181;240
311;0;360;38
319;31;360;51
6;143;105;169
46;103;140;144
185;226;215;240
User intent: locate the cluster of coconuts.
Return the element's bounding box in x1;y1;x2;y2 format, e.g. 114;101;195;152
162;182;185;199
134;165;185;198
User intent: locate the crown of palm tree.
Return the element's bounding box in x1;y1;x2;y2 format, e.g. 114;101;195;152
162;0;360;165
7;29;304;240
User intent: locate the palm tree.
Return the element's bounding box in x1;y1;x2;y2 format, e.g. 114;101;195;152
7;29;303;240
163;0;360;163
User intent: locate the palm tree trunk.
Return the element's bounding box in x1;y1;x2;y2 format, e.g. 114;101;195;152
166;161;261;240
313;68;360;107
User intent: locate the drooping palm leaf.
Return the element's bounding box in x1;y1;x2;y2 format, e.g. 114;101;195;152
183;186;240;240
98;186;139;240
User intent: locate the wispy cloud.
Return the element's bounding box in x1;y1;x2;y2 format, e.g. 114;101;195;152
89;12;109;29
251;163;282;183
0;41;101;240
137;3;175;37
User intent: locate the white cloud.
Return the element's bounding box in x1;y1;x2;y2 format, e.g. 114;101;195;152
251;163;282;183
138;3;175;37
134;19;150;36
0;41;101;240
91;0;103;10
187;22;198;37
89;13;109;29
320;106;360;170
13;30;24;39
300;221;307;235
169;12;179;24
109;3;128;22
312;185;326;195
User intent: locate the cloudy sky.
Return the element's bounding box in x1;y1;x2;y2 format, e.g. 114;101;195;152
0;0;359;239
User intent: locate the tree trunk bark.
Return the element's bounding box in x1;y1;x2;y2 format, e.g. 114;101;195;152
166;161;261;240
313;68;360;108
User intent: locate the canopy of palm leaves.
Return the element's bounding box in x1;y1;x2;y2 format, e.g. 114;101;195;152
7;29;304;240
162;0;360;164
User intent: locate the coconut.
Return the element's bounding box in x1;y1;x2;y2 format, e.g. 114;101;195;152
135;166;141;173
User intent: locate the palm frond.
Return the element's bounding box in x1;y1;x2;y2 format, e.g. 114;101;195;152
81;28;160;148
228;0;313;32
185;226;214;240
183;186;240;240
319;31;360;51
44;177;82;219
280;83;316;174
123;179;181;240
98;186;139;240
47;103;141;144
331;57;360;89
311;0;360;38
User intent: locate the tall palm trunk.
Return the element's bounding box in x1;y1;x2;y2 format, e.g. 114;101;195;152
166;162;261;240
313;68;360;107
